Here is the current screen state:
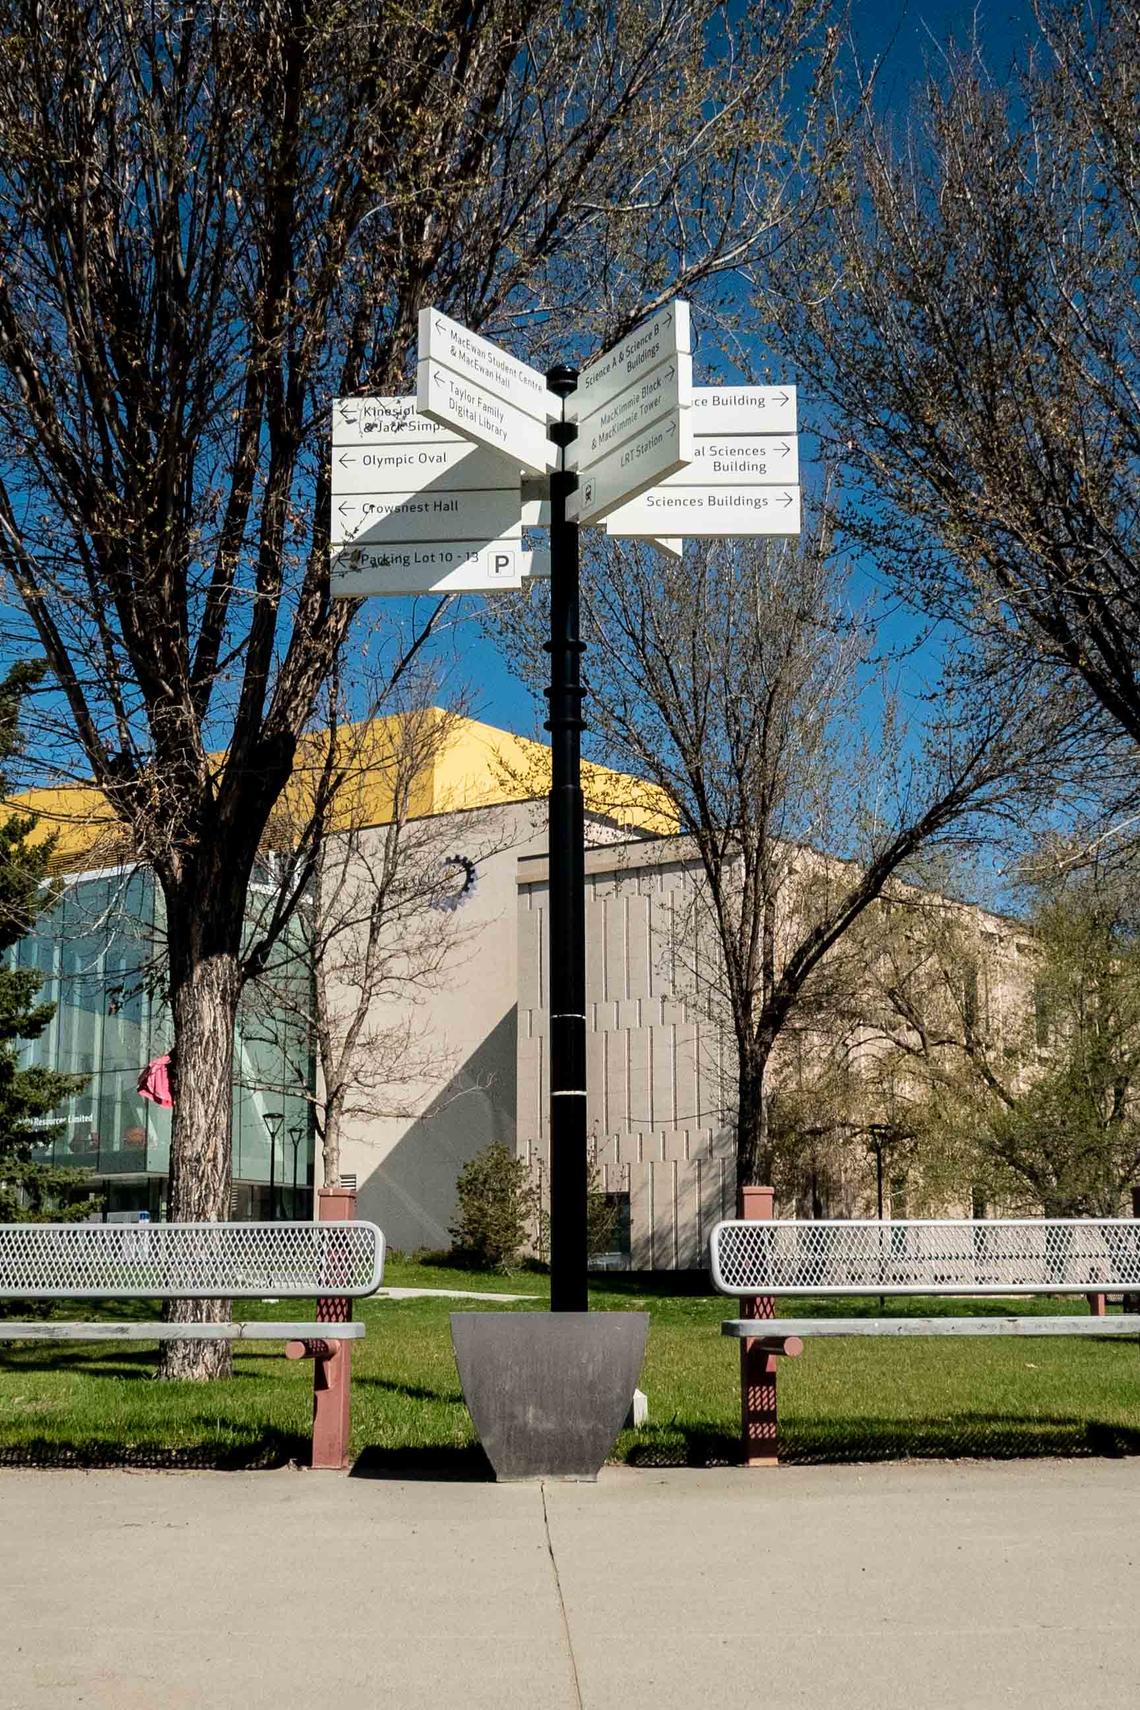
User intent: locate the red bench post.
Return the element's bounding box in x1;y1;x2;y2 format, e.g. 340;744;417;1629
285;1185;358;1471
739;1185;779;1467
1124;1187;1140;1316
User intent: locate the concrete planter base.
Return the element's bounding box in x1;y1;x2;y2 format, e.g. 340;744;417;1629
450;1311;649;1481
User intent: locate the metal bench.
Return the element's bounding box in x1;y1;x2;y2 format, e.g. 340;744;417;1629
0;1205;385;1469
710;1197;1140;1465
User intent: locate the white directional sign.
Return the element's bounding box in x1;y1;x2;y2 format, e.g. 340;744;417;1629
331;488;523;549
332;395;461;445
331;539;543;597
604;383;802;550
602;486;801;538
521;476;551;528
656;433;798;487
568;409;693;524
332;439;520;494
566;299;693;522
417;360;555;475
568;301;691;424
569;354;691;470
419;307;554;422
691;385;796;437
601;525;681;558
330;393;532;595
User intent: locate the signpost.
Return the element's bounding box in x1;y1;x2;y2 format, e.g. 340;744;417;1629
330;394;532;595
417;306;556;475
330;541;547;597
690;383;796;436
567;300;690;424
330;488;523;549
330;306;802;1323
605;382;801;553
601;485;801;538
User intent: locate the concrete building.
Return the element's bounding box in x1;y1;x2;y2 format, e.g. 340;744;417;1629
11;711;1036;1262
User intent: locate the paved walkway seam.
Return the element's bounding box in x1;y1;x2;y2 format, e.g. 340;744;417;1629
541;1482;585;1710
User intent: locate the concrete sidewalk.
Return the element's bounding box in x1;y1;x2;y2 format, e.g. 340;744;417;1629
0;1459;1136;1708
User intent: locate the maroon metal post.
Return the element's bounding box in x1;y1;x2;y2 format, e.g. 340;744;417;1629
302;1186;358;1470
1127;1187;1140;1316
739;1184;779;1466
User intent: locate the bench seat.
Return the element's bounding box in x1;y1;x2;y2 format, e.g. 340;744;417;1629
722;1315;1140;1339
0;1320;366;1342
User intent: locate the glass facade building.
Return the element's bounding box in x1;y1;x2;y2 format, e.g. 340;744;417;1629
8;866;314;1221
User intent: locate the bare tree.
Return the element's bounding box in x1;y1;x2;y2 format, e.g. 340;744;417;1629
245;695;498;1192
772;0;1140;805
498;528;1074;1195
0;0;840;1370
859;852;1140;1216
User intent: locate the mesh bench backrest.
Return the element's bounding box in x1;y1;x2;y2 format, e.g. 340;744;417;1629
709;1218;1140;1296
0;1221;385;1299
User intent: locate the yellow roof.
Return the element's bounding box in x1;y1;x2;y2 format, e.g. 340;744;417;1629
10;712;676;868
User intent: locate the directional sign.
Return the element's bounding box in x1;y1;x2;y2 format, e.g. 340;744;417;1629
568;409;693;524
331;488;523;548
521;476;551;528
417;361;555;475
418;307;554;423
332;440;515;495
657;433;798;487
331;538;541;597
568;354;691;469
600;520;682;557
602;486;801;538
568;301;691;424
332;395;463;446
690;385;796;437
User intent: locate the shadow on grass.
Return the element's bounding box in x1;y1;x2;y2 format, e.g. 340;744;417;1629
350;1442;494;1481
0;1428;309;1471
619;1415;1140;1467
590;1272;714;1302
0;1346;283;1381
354;1373;463;1406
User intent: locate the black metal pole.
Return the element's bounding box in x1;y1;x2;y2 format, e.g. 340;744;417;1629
545;362;587;1314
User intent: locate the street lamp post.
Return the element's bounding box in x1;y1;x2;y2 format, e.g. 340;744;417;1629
264;1110;283;1222
288;1123;305;1219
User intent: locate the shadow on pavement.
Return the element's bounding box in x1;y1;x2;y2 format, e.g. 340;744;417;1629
0;1429;308;1471
350;1442;494;1481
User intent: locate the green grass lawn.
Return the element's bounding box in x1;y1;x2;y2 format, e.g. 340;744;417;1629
2;1260;1139;1470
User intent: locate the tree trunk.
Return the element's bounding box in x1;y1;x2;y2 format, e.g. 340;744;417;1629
322;1093;344;1193
158;911;243;1380
736;1045;772;1197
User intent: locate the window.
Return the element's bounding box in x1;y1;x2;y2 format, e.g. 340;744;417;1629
588;1192;631;1270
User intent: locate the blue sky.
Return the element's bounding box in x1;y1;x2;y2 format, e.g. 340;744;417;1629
0;0;1043;776
419;0;1043;747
